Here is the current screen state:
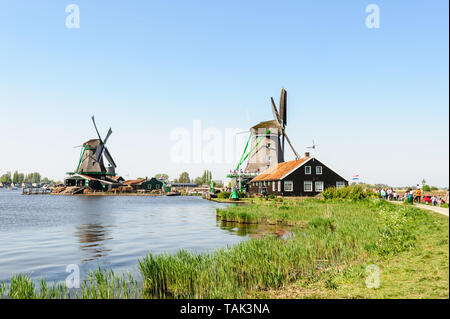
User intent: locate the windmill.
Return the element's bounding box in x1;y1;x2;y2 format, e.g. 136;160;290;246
74;116;117;176
243;88;300;173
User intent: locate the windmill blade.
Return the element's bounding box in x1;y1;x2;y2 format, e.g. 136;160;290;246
91;116;103;142
282;130;300;159
95;144;105;162
104;147;117;168
270;97;282;125
279;88;287;126
103;128;113;144
73;145;83;148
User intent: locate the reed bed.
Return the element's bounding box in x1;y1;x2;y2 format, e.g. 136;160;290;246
1;198;434;299
0;269;140;299
138;199;429;298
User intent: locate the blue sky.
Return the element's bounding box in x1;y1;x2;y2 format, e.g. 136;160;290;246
0;0;448;186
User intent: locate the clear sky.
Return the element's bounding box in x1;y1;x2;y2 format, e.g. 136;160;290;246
0;0;448;187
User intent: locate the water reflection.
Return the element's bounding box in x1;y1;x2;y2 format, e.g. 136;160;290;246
75;224;112;262
74;197;114;263
217;220;292;239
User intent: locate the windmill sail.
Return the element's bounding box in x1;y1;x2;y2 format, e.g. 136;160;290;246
104;147;117;168
279;88;287;126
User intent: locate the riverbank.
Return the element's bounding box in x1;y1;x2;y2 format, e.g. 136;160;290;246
1;198;448;298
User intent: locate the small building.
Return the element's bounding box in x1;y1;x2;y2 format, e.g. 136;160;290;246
65;173;119;191
123;178;163;191
170;182;198;193
248;156;347;197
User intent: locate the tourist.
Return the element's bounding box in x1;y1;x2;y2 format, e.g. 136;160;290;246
432;195;437;206
381;189;386;199
415;188;421;203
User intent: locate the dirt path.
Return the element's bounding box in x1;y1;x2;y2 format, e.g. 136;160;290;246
389;200;449;217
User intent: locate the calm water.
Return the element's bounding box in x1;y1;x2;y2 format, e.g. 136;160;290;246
0;189;259;283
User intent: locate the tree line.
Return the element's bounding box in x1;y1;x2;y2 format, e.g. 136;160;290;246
0;171;53;184
154;170;222;187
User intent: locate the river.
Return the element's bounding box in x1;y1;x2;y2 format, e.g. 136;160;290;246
0;189;255;283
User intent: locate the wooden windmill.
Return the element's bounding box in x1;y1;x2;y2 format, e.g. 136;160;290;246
74;116;117;176
244;88;300;173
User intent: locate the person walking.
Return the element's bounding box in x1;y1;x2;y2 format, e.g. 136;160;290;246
415;188;422;203
432;195;437;206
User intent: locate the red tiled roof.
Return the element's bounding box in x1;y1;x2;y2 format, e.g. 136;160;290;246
123;178;146;185
251;157;310;182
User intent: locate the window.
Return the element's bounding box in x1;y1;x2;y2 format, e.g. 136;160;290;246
272;181;275;192
316;166;322;175
284;181;293;192
305;166;311;174
278;181;281;192
304;181;313;192
336;181;345;188
315;181;324;192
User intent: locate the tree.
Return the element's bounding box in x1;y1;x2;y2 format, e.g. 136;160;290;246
12;170;19;183
422;185;431;192
193;176;203;185
178;172;190;183
0;171;12;183
201;170;212;185
18;173;24;183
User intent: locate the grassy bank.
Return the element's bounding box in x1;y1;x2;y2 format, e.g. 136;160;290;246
1;198;448;299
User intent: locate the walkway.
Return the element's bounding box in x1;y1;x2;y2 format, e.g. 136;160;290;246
389;200;449;217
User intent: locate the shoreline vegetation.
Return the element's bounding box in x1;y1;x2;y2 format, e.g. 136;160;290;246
1;186;448;299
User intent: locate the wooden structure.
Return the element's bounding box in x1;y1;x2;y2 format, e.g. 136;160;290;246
248;154;347;197
65;116;121;191
123;177;164;191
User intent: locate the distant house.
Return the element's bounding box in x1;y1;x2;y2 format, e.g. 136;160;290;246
248;156;347;197
123;178;163;191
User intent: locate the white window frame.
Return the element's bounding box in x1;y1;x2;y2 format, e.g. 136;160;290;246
278;181;281;192
304;181;313;192
305;166;311;175
272;181;275;192
336;181;345;188
315;181;324;192
284;181;293;192
316;166;322;175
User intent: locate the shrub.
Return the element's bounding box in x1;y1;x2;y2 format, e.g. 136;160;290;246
322;185;380;200
217;192;231;199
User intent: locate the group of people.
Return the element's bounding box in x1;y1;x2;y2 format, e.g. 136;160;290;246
374;186;449;207
375;188;400;201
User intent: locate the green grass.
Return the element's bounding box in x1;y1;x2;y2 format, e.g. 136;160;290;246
1;197;448;299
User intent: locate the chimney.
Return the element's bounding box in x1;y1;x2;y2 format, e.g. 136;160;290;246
305;152;310;158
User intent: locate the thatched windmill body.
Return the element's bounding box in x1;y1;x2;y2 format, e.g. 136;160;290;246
75;116;117;176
